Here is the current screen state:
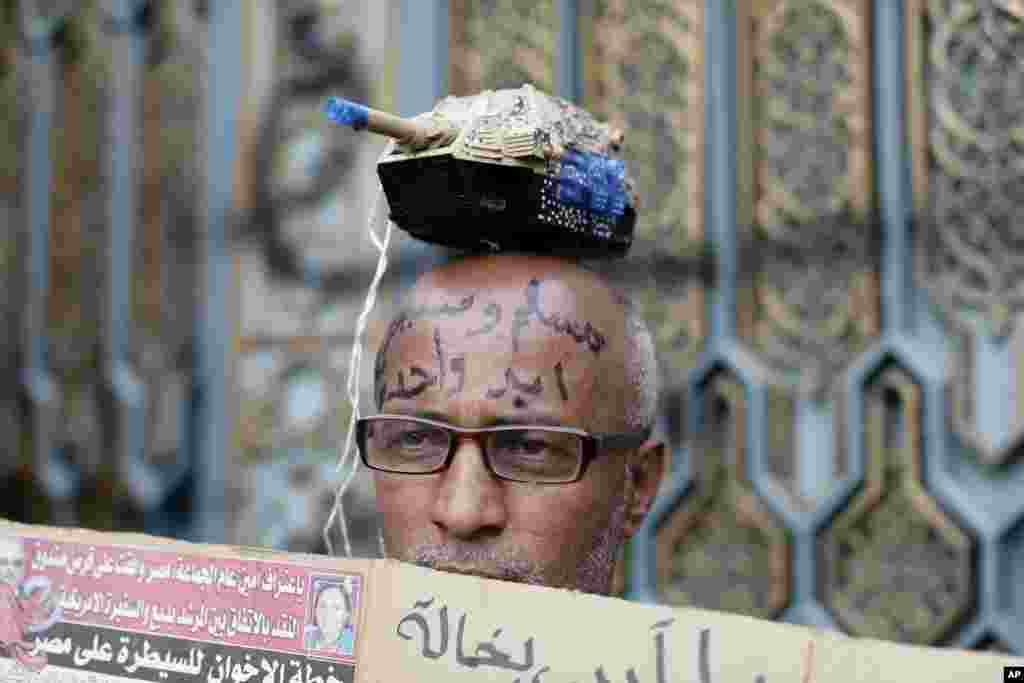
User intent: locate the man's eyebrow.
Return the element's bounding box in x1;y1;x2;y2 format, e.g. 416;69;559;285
490;413;565;428
409;409;453;423
406;410;568;428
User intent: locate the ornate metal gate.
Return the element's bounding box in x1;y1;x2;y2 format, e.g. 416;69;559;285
233;0;1024;653
623;0;1024;653
427;0;1024;653
0;0;239;541
4;0;1023;656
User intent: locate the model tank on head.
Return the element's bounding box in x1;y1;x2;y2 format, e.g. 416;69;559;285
324;84;639;258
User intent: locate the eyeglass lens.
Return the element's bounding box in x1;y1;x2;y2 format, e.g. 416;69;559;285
362;419;584;483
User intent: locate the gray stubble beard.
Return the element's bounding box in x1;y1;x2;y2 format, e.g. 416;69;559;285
378;489;629;597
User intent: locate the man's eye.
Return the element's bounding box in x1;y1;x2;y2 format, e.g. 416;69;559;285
513;439;548;454
391;430;439;448
400;431;428;445
495;435;551;456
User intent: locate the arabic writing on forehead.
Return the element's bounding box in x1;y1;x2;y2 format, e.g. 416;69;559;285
512;279;608;354
409;294;477;321
375;295;478;407
485;368;545;410
375;276;611;410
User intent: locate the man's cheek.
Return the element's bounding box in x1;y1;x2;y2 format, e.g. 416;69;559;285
509;489;589;537
374;476;434;526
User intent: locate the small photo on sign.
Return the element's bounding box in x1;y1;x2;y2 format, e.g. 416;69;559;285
304;575;361;660
0;535;62;672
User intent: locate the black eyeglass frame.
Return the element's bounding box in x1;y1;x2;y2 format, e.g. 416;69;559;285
355;414;652;484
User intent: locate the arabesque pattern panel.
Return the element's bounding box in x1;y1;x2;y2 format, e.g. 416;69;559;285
632;0;1024;655
655;368;790;619
583;0;706;384
820;365;974;645
910;0;1024;466
448;0;555;96
1;0;209;537
737;0;877;397
731;0;878;514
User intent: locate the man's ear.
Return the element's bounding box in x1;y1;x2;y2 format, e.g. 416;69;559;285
623;440;666;538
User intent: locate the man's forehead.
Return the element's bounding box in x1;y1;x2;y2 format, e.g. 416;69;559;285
379;310;614;430
377;254;632;429
387;289;614;374
408;277;623;343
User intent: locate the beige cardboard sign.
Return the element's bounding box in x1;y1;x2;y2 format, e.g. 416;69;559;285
0;519;1020;682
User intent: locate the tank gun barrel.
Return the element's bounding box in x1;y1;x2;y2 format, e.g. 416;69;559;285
324;96;455;150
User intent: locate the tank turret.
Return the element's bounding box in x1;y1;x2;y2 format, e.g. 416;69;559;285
325;84;638;258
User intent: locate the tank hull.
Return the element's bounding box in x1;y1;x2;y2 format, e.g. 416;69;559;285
377;154;636;258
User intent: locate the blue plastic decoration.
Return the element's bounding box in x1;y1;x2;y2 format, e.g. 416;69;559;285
556;150;627;218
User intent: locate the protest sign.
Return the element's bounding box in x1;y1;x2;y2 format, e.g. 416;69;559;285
0;519;1019;682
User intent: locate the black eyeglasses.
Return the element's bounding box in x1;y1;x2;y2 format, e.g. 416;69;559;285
355;414;650;484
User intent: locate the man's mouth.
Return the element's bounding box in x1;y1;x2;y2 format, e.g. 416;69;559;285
428;564;520;583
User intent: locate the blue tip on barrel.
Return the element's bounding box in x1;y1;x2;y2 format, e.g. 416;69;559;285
324;97;369;131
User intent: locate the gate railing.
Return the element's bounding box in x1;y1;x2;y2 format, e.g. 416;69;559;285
1;0;240;541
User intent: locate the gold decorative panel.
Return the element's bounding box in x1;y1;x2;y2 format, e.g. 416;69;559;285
908;0;1024;466
44;9;108;509
0;1;211;532
0;0;20;503
48;9;107;381
0;8;18;200
582;0;705;381
911;0;1024;338
0;3;20;372
138;73;165;337
820;367;975;645
736;0;878;397
135;1;204;346
448;0;555;95
126;3;202;469
655;371;790;618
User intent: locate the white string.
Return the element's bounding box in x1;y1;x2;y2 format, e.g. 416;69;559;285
323;174;393;558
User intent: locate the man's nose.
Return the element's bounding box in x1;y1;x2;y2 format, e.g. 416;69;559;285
430;437;507;539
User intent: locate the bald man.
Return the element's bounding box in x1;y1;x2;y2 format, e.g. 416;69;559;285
360;254;665;595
